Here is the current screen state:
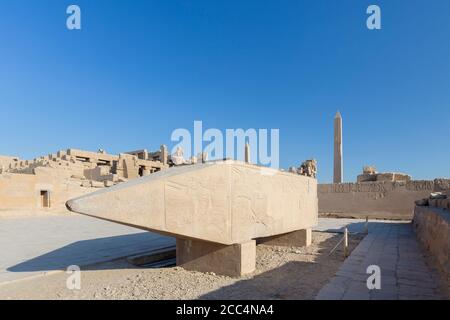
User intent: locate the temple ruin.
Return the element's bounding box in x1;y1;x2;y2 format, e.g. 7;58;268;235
0;146;170;212
1;112;448;284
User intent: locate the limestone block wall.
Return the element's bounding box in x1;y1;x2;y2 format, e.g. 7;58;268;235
413;206;450;286
0;172;39;210
0;167;93;213
0;155;19;171
318;179;450;220
4;147;169;182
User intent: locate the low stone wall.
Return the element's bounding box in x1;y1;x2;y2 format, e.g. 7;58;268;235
413;206;450;286
318;179;450;220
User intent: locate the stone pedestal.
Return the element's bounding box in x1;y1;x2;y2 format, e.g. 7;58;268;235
257;229;312;247
176;238;256;277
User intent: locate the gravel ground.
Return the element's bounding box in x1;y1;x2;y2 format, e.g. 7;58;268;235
0;231;364;300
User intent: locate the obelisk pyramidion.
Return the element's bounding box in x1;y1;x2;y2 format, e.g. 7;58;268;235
333;111;343;183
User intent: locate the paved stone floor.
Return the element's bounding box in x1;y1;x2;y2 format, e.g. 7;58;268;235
314;217;379;234
315;219;448;300
0;214;174;284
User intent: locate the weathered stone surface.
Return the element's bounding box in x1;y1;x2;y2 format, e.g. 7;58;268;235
67;160;318;245
357;168;411;183
0;155;19;172
104;180;114;187
0;167;93;212
0;146;171;212
415;198;429;206
257;229;312;247
413;206;450;286
318;180;448;220
298;160;317;178
176;238;256;277
81;180;91;188
90;180;104;188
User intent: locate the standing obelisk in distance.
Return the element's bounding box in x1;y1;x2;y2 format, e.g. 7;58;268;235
333;111;343;183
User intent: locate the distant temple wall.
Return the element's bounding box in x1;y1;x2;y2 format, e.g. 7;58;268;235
0;167;93;212
318;179;450;220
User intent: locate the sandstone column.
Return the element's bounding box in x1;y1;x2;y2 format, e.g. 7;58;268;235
333;111;343;183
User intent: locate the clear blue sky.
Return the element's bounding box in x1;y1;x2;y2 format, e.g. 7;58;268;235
1;0;449;183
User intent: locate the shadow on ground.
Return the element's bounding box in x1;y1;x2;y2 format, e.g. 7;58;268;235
8;219;369;300
8;233;174;273
200;231;364;300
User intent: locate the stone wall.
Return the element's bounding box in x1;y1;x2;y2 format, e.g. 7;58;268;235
0;147;172;215
318;179;450;220
413;206;450;286
6;147;169;181
0;167;94;213
0;155;19;172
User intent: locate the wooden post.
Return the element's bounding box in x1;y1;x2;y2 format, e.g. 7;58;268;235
343;227;349;258
364;216;369;234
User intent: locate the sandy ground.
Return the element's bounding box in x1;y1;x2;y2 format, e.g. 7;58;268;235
0;232;363;300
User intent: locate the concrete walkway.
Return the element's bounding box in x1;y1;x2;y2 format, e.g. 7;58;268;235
0;214;174;284
315;219;447;300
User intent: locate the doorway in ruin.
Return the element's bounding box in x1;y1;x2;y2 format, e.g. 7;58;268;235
40;190;50;208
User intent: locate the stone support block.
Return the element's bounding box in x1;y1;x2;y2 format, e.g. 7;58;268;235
176;238;256;277
257;228;312;247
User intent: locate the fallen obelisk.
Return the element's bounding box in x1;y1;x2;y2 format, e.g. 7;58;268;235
66;160;318;276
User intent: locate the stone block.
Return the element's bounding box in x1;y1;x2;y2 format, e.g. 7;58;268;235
176;238;256;277
90;181;104;188
67;161;318;245
257;229;312;247
80;180;90;188
415;198;428;206
104;180;114;187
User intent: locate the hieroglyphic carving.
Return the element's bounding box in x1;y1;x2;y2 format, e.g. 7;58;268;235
405;180;435;191
320;180;439;195
320;182;390;193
